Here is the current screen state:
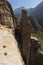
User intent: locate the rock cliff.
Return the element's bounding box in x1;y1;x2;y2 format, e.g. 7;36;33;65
0;0;15;29
0;0;25;65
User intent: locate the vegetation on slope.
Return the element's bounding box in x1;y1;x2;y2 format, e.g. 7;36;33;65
31;31;43;51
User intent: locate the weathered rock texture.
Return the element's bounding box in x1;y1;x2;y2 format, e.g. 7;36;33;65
20;10;31;64
29;38;43;65
0;0;25;65
0;0;15;29
0;25;25;65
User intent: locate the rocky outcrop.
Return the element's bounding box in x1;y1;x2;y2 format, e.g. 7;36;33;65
0;1;25;65
29;38;43;65
15;10;31;65
21;10;31;62
0;0;15;29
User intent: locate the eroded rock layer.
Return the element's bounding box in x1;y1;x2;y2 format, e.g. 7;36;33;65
0;0;15;29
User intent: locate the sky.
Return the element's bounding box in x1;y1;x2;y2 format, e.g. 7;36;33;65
8;0;43;10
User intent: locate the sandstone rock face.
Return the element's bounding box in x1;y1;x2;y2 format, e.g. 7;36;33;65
0;0;15;29
0;25;25;65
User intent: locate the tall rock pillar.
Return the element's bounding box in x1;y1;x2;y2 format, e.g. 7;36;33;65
21;10;31;65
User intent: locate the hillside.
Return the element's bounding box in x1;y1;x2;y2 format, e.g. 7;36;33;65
28;16;42;33
28;1;43;28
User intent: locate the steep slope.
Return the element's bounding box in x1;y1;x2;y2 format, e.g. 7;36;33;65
29;1;43;28
28;16;42;33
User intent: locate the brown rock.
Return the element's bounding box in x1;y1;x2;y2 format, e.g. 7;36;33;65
0;0;15;29
20;10;31;64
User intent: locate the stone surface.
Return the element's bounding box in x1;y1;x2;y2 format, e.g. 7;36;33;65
20;10;31;64
0;0;15;29
0;25;25;65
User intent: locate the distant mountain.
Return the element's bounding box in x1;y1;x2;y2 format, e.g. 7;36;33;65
28;1;43;28
14;2;43;28
28;16;42;33
14;7;26;18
